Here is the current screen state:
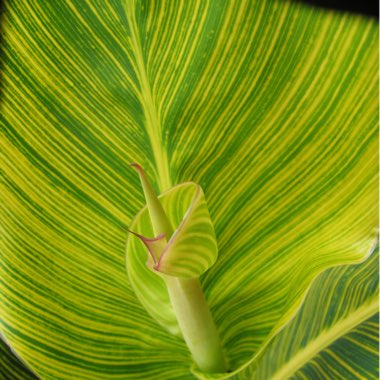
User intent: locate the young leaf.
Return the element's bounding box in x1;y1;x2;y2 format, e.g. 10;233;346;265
128;182;218;277
127;181;218;335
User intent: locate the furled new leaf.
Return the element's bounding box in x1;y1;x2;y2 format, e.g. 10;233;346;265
128;182;218;278
127;181;218;334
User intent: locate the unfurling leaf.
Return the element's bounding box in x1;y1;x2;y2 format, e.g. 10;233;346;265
127;166;226;373
127;181;218;333
128;181;218;277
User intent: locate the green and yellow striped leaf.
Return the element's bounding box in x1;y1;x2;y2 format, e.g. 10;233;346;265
251;246;379;380
1;0;378;379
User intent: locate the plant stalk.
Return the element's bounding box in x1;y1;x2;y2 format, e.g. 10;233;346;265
165;276;227;373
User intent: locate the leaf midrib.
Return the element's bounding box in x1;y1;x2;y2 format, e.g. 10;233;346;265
271;299;378;380
125;3;171;192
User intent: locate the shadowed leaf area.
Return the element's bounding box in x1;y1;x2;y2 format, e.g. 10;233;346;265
0;337;39;379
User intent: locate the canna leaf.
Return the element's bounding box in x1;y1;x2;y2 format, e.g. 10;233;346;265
0;0;378;379
251;246;379;380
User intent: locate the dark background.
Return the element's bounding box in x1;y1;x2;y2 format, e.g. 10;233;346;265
301;0;378;18
0;1;379;18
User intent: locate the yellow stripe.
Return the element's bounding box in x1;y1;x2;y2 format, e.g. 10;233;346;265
271;303;378;379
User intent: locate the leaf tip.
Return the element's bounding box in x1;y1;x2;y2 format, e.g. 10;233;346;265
130;162;144;175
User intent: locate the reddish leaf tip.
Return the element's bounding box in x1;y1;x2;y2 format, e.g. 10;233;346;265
129;162;144;175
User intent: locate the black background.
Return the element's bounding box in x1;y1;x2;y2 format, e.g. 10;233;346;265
301;0;378;18
0;1;379;18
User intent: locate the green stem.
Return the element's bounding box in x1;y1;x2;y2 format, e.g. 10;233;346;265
165;276;227;373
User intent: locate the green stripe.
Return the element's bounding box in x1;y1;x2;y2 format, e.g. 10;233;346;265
251;247;379;380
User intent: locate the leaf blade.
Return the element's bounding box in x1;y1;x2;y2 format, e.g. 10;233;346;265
251;247;379;380
1;1;378;379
